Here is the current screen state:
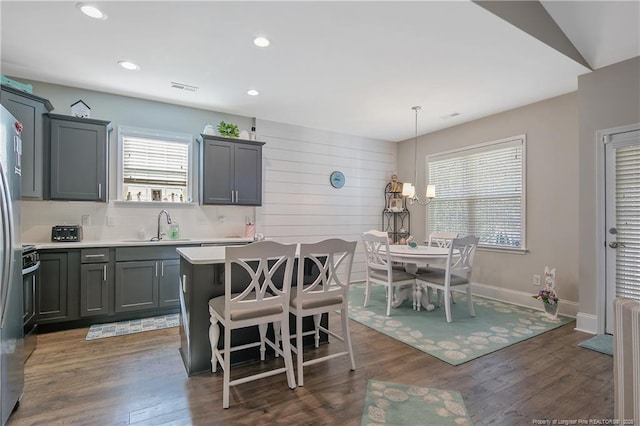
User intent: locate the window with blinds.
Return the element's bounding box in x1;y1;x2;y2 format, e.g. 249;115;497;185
615;144;640;300
118;126;192;203
427;135;526;250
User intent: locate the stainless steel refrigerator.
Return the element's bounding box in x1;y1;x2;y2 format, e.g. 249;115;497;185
0;104;23;426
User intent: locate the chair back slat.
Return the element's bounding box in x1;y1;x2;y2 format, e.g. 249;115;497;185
362;230;392;275
225;241;296;319
297;239;357;301
428;231;459;248
448;235;479;281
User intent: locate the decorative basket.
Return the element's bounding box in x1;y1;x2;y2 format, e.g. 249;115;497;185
543;302;559;319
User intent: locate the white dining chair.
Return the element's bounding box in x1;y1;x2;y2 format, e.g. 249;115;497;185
415;235;479;322
208;241;297;408
286;238;357;386
422;231;459;305
362;230;416;316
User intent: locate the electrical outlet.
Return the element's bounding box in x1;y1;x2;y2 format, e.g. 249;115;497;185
106;216;115;227
533;274;541;286
81;215;91;226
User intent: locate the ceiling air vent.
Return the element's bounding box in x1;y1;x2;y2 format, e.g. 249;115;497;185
171;82;199;92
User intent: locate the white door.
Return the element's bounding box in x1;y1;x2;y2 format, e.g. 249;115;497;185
604;129;640;334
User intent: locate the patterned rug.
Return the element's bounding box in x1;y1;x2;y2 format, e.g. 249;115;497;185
349;283;573;366
85;313;180;340
578;334;613;356
361;380;472;425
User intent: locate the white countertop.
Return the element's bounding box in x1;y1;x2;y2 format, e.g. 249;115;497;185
176;246;227;264
27;237;253;250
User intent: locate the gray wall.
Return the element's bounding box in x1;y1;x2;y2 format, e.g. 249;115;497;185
398;93;580;311
577;56;640;326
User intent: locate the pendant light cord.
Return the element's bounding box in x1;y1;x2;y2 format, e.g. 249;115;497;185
412;105;421;186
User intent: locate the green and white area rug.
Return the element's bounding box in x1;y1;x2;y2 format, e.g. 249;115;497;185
85;313;179;340
362;380;472;426
578;334;613;356
349;283;572;366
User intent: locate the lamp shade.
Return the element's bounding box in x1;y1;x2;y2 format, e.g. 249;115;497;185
402;183;415;198
426;184;436;199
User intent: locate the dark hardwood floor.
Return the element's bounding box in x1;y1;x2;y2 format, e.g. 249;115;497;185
8;316;613;425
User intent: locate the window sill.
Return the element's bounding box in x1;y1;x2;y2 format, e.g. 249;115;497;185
478;246;528;255
113;200;197;208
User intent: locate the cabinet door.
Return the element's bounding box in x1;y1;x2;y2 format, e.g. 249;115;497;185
158;259;180;308
80;263;111;317
49;117;108;201
115;261;158;312
38;252;68;322
234;143;262;205
1;88;50;199
201;139;234;204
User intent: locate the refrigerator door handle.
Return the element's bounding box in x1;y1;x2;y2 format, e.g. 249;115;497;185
0;160;14;328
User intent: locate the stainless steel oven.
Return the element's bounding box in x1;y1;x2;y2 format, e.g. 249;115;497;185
22;244;39;362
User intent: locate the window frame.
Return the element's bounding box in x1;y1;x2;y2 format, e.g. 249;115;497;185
425;134;527;253
116;125;195;204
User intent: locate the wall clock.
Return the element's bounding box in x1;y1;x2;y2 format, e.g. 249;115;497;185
330;171;345;188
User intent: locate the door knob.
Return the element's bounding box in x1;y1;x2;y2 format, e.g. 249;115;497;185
609;242;626;248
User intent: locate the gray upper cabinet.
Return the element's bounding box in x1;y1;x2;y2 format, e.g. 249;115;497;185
0;85;53;199
47;113;112;201
198;135;264;206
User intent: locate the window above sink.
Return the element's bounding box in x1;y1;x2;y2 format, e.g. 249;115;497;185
117;125;194;204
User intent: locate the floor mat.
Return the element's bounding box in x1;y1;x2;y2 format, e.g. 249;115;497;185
349;282;573;366
85;313;179;340
577;333;613;356
361;380;472;425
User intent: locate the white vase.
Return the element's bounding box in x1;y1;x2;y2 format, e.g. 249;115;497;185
543;302;558;319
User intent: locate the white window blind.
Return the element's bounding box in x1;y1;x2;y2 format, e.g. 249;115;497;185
615;144;640;299
123;136;188;186
427;136;526;250
117;126;193;202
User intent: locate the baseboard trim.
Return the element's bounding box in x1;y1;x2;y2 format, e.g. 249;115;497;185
575;312;598;334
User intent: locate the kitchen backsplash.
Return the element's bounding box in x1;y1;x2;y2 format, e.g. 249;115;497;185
21;200;256;242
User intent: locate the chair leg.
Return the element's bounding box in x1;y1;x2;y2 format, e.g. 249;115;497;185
273;321;281;358
296;313;305;387
342;307;356;371
467;285;475;317
222;326;232;408
386;285;393;316
364;278;371;307
414;283;421;311
444;288;453;323
208;311;220;373
313;314;321;348
258;323;267;361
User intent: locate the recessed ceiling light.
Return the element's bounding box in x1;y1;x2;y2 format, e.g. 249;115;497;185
118;61;139;71
77;3;107;20
253;37;270;47
247;89;260;96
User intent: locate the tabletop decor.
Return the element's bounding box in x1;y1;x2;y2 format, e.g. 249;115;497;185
361;380;472;425
349;283;572;366
216;120;239;138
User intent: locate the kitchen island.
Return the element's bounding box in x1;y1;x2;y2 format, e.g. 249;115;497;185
177;245;328;376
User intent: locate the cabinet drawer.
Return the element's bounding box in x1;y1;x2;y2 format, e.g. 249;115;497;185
81;248;110;263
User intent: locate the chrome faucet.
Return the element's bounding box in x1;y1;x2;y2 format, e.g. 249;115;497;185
155;209;172;240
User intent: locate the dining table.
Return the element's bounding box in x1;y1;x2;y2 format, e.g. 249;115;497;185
387;245;453;312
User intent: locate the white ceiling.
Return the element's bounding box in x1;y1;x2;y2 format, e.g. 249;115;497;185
1;1;638;142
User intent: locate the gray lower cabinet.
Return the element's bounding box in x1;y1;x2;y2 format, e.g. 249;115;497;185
0;85;53;199
115;261;159;312
198;134;264;206
38;250;80;323
80;248;113;317
47;113;112;201
158;259;180;307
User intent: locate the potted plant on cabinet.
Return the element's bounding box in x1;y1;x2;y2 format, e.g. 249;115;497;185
217;121;239;138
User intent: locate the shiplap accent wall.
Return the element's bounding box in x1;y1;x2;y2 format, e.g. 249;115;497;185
256;119;396;281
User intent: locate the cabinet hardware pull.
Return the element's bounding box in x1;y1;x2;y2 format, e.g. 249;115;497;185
182;274;187;293
98;183;102;198
161;261;164;277
85;254;105;258
235;190;238;203
155;261;158;276
103;265;107;281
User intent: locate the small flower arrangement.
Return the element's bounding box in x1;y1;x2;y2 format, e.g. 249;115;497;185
535;285;559;305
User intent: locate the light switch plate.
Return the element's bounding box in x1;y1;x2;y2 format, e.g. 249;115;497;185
106;216;115;226
81;215;91;226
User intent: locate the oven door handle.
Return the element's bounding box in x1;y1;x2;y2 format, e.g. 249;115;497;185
22;261;40;276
